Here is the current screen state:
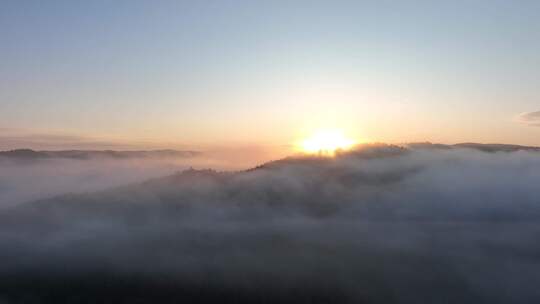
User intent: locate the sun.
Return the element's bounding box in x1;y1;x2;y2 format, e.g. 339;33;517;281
299;129;356;155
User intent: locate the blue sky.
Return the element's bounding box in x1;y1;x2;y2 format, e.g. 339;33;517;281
1;0;540;150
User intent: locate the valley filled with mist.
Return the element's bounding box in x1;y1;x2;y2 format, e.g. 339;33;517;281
1;143;540;303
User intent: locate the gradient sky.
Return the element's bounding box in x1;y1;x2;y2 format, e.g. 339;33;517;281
1;0;540;152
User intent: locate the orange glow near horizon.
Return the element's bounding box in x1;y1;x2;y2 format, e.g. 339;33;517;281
298;129;357;155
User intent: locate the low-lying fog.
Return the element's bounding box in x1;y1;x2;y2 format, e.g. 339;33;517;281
1;144;540;303
0;150;267;207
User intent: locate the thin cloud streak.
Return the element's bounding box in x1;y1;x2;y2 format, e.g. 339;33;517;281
518;110;540;127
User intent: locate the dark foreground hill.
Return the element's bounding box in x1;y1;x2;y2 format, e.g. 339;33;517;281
1;144;540;303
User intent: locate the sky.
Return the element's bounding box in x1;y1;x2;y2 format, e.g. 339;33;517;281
1;0;540;153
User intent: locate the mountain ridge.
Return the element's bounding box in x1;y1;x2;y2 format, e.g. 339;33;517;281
0;148;201;160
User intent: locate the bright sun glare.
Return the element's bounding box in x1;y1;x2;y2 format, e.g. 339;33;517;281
299;130;356;155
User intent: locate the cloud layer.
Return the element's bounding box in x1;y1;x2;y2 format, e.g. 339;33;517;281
1;145;540;303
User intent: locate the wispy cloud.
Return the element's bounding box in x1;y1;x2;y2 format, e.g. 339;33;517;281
518;110;540;127
0;129;129;150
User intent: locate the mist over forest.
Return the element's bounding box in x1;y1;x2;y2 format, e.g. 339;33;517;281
1;143;540;303
0;148;263;207
3;0;540;302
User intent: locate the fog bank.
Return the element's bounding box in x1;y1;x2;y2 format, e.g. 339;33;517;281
1;144;540;303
